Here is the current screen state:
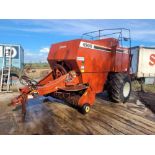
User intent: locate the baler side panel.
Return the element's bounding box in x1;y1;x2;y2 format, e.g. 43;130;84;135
48;40;81;72
48;40;80;59
77;47;112;93
113;52;130;72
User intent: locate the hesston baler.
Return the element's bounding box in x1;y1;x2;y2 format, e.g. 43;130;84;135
12;28;132;118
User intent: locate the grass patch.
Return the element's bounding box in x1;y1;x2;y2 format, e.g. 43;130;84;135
25;63;50;69
132;81;155;93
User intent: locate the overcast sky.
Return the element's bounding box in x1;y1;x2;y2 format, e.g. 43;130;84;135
0;19;155;62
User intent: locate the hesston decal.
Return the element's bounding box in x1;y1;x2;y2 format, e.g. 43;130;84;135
149;54;155;66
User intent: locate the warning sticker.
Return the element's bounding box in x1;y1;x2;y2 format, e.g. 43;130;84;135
77;57;85;61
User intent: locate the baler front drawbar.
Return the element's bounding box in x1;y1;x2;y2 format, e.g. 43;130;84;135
11;70;95;120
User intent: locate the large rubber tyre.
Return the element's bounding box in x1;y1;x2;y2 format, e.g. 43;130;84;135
107;73;131;103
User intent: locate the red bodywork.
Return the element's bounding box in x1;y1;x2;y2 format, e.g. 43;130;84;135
48;38;129;95
12;38;130;115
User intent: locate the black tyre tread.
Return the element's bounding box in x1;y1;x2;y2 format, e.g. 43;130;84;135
107;73;131;103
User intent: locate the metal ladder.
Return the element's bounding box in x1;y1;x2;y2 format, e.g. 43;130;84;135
0;47;12;92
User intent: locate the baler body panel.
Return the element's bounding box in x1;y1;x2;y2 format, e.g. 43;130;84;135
48;39;81;73
47;38;130;93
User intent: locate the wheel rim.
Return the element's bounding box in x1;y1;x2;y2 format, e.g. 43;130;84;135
85;106;90;113
123;82;130;98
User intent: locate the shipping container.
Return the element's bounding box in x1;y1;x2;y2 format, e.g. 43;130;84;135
0;44;24;69
131;46;155;84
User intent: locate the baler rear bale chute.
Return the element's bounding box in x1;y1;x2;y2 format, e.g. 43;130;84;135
11;28;132;119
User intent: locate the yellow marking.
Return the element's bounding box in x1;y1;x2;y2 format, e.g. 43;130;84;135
81;69;85;72
85;106;90;113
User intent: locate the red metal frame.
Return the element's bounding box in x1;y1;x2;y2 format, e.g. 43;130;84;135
12;33;131;117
